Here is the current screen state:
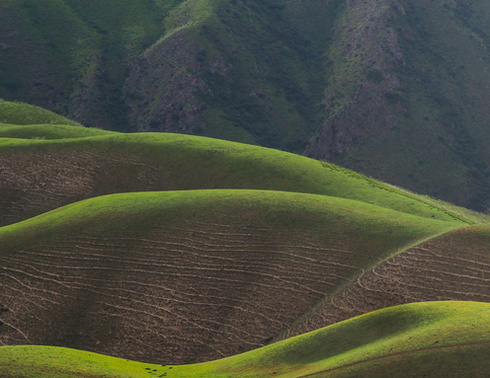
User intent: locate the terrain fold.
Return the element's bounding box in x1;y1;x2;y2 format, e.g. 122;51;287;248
0;190;464;363
0;301;488;377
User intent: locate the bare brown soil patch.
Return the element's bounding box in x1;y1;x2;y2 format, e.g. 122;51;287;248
283;226;490;340
0;217;377;364
0;147;167;226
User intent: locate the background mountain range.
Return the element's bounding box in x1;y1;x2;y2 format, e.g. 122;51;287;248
2;0;490;212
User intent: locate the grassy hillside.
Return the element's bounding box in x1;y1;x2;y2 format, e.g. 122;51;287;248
0;102;488;372
0;301;488;377
1;131;484;228
0;123;115;139
0;101;112;138
0;101;80;126
0;190;463;363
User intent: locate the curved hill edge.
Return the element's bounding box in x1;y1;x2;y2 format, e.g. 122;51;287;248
0;301;488;377
0;101;80;126
0;132;483;224
0;189;465;363
278;222;476;337
0;189;463;245
280;223;490;343
0;123;117;139
194;301;490;377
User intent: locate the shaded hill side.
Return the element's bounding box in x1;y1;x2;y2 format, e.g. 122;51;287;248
123;0;337;151
0;190;461;364
1;132;483;228
305;0;490;212
0;302;489;377
0;0;184;131
280;224;490;341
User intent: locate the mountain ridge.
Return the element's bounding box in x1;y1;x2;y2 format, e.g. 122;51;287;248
3;1;490;211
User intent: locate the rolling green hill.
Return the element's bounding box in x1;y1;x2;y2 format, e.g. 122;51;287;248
1;302;488;377
0;190;464;363
2;2;490;211
0;103;489;374
0;100;80;126
1;110;486;227
0;123;115;139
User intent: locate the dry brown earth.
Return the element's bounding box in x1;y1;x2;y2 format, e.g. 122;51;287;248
0;217;387;363
0;191;457;365
0;147;167;227
281;225;490;340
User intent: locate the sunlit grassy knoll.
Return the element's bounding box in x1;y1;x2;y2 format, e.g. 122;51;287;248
0;302;487;377
0;123;116;139
186;301;490;377
1;132;485;225
0;189;462;256
0;101;80;126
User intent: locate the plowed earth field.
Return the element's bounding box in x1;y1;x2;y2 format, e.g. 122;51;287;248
0;128;488;366
0;190;459;364
282;225;490;340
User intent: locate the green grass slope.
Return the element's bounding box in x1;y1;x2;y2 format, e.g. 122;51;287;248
0;123;115;139
0;101;113;139
0;101;80;126
0;190;462;363
1;132;485;228
0;302;488;377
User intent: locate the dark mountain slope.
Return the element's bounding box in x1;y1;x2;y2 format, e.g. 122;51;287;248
307;0;490;213
2;1;490;211
0;0;183;130
123;0;341;151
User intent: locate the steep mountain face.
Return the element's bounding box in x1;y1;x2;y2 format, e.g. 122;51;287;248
0;0;182;130
309;0;490;213
123;0;339;151
1;0;490;211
